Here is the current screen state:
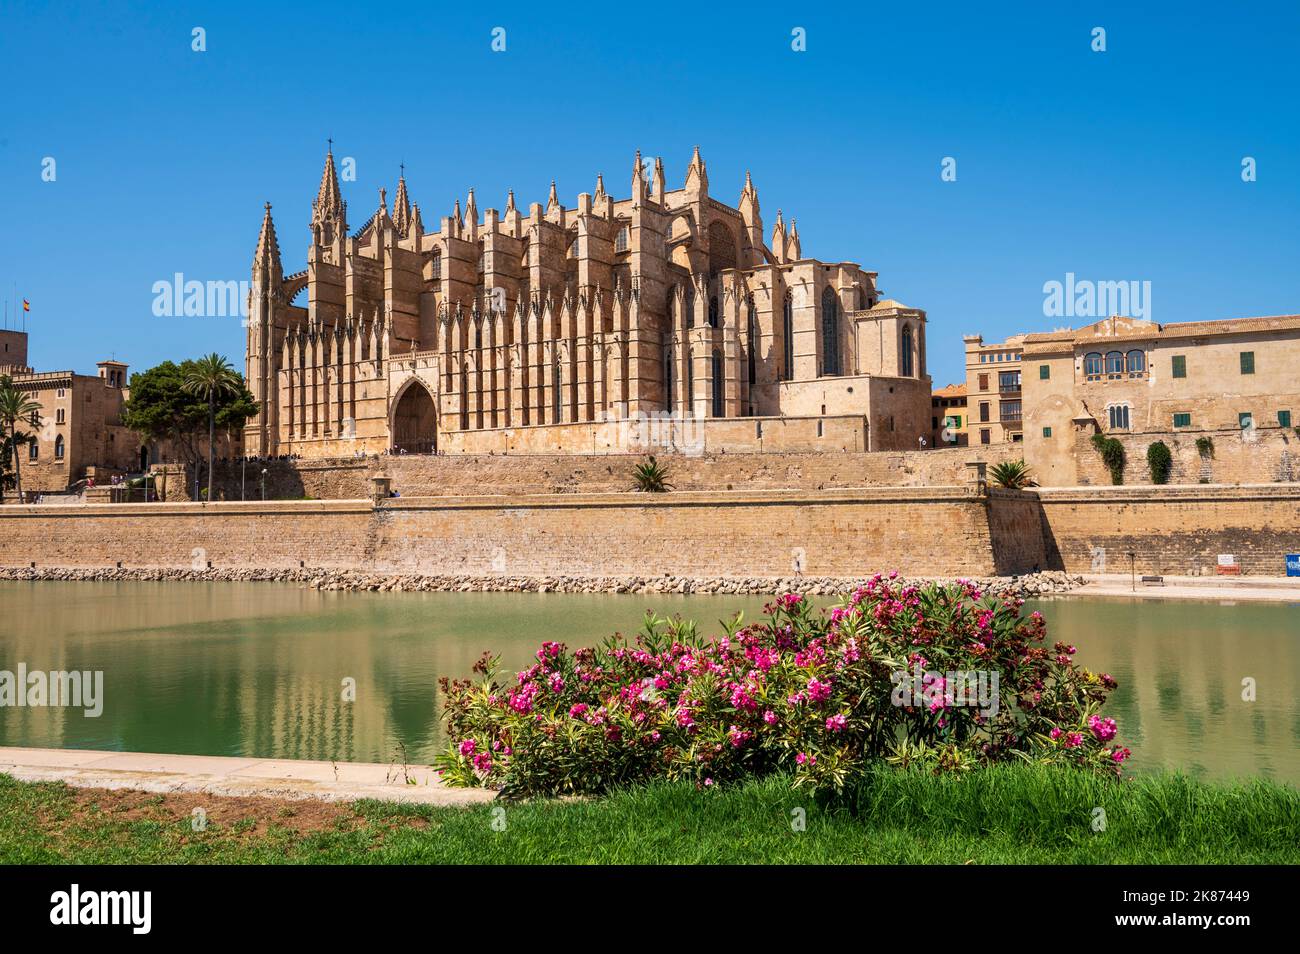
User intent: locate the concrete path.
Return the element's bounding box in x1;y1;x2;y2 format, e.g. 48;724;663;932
0;747;496;806
1073;574;1300;603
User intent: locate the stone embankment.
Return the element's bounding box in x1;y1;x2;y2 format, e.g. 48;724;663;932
0;565;1084;599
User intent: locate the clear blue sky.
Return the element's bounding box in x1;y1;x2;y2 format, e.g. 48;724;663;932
1;0;1297;387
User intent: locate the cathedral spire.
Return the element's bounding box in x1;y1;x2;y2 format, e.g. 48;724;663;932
253;201;282;275
505;189;516;214
464;188;478;228
594;173;606;200
546;179;560;213
314;143;343;219
631;150;646;205
771;208;787;264
392;166;412;236
685;145;707;194
652;156;665;202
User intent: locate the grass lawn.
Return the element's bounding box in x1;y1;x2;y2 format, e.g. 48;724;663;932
1;765;1297;864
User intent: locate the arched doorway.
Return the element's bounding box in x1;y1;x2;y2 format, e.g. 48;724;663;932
391;380;437;454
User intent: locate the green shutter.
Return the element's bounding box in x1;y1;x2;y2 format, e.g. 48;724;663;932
1240;351;1255;374
1042;426;1052;438
1171;355;1186;378
1039;364;1050;380
1280;410;1292;429
1173;412;1191;428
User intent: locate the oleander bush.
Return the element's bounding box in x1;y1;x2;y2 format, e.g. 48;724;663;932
435;574;1127;797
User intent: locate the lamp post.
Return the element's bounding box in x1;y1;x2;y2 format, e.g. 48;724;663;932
241;457;246;501
1128;551;1136;592
261;468;267;502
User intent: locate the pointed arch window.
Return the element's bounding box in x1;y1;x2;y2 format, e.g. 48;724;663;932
745;296;757;404
552;357;562;422
664;344;674;412
901;325;914;377
708;295;719;328
821;286;840;376
431;250;442;280
781;291;794;381
711;349;724;417
685;284;695;329
54;434;65;460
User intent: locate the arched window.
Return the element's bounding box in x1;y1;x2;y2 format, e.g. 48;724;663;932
821;286;839;376
685;347;694;411
708;295;719;328
781;291;794;381
29;441;38;461
1126;349;1146;375
1084;352;1103;378
664;346;674;412
711;349;724;417
54;434;65;460
667;287;677;327
1105;351;1125;376
615;225;629;252
745;296;757;402
552;358;562;421
431;250;442;280
901;325;914;377
685;284;695;329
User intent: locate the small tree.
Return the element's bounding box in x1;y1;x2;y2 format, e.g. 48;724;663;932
632;455;673;492
0;375;42;503
1090;433;1126;485
989;459;1038;489
123;359;257;501
1195;436;1215;459
1146;441;1173;484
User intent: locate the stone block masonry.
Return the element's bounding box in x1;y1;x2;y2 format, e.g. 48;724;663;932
1035;484;1300;577
0;488;1023;579
2;484;1292;581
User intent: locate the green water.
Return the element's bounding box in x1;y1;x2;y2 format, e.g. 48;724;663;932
1;582;1297;782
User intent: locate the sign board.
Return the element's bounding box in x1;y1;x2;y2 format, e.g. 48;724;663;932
1217;554;1236;566
1287;554;1300;578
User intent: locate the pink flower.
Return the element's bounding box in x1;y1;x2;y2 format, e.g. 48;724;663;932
472;753;493;773
825;713;847;732
1050;727;1062;740
806;677;833;704
568;702;588;718
1064;732;1083;748
458;738;477;756
763;709;778;725
1088;715;1118;742
795;751;816;767
1111;747;1132;764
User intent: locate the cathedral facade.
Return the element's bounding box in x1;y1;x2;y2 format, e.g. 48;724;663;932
244;146;932;458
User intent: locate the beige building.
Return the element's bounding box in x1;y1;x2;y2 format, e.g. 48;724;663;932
244;146;932;458
930;383;968;447
963;334;1025;448
1022;314;1300;485
1;329;141;496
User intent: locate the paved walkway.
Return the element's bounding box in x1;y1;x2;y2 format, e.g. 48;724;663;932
0;747;495;805
1074;574;1300;603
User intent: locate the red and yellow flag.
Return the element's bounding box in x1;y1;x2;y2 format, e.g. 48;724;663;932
22;299;30;312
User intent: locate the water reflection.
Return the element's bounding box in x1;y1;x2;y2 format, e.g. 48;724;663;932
1;582;1296;782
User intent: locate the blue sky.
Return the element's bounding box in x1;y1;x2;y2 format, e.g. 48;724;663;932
1;0;1297;387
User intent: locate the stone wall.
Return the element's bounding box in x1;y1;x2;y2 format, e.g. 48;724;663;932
0;488;1021;579
1036;484;1300;576
1070;425;1299;487
155;446;994;502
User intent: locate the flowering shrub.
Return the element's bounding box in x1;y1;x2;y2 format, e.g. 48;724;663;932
435;574;1126;796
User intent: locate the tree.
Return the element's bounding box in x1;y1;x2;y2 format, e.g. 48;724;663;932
989;459;1038;489
632;456;673;492
122;358;257;501
0;375;41;504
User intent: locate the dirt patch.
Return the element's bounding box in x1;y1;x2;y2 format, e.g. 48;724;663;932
67;786;361;835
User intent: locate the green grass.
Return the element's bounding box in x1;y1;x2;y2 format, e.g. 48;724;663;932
2;765;1297;864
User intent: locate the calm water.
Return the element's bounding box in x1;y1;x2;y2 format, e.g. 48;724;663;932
1;582;1297;782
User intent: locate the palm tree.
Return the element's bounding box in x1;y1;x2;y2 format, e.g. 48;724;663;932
632;456;673;493
0;375;41;504
989;458;1039;489
181;354;241;504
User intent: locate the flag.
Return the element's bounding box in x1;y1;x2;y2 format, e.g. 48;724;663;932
22;299;30;312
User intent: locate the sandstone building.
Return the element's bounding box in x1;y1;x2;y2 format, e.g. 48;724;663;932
1;329;140;495
244;147;932;458
930;382;968;448
963;333;1025;447
1021;314;1300;485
